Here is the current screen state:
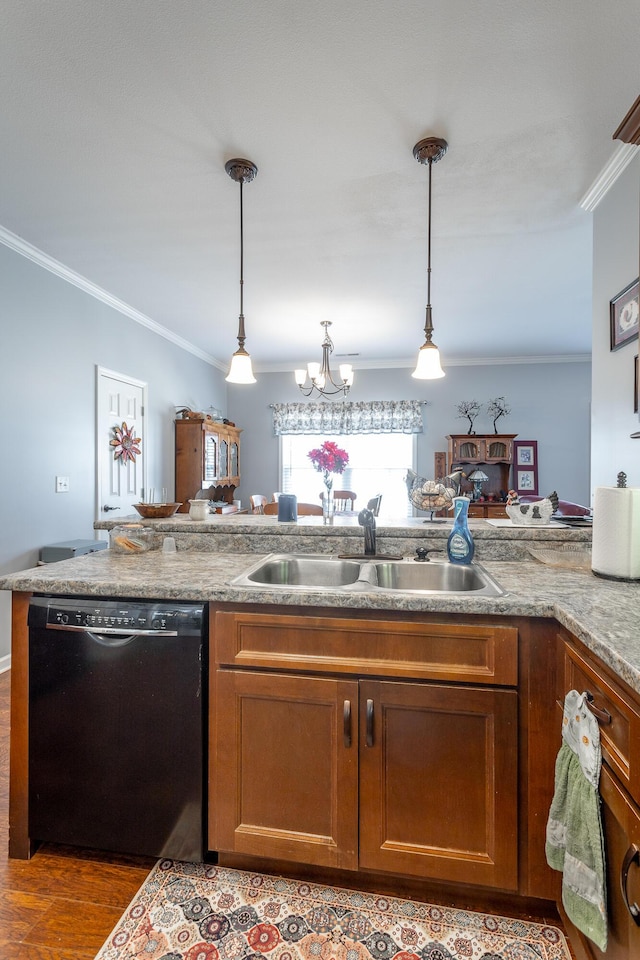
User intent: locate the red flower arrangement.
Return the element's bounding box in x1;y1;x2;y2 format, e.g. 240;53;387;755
308;440;349;492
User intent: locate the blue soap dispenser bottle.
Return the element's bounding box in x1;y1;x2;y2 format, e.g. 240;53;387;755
447;496;475;565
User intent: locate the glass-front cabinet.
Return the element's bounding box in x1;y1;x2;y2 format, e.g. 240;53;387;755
230;439;239;478
204;434;217;485
219;438;228;480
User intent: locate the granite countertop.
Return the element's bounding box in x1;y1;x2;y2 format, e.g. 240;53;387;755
2;541;639;697
93;513;592;562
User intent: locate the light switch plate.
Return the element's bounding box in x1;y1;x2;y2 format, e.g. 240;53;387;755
55;476;70;493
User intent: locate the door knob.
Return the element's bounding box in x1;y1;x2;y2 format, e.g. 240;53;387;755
103;505;121;512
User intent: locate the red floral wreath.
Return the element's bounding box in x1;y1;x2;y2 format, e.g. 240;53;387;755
110;421;142;464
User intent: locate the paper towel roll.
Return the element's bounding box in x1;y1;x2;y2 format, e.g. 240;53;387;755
592;486;640;580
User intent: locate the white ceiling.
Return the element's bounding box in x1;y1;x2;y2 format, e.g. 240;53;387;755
1;2;639;372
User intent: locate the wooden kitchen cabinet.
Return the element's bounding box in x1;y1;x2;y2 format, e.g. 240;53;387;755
210;607;520;889
175;418;241;511
557;633;640;959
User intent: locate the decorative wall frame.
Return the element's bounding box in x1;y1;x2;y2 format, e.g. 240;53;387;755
513;440;538;496
610;278;639;350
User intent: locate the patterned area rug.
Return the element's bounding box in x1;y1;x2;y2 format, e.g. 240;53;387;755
95;860;572;960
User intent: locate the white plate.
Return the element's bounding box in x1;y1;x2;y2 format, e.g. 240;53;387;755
485;519;569;528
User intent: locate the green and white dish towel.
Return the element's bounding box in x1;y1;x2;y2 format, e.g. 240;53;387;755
546;688;607;952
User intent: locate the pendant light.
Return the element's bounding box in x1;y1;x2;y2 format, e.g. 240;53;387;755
225;157;258;384
294;321;354;399
412;137;448;380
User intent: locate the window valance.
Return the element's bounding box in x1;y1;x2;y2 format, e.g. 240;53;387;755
271;400;424;435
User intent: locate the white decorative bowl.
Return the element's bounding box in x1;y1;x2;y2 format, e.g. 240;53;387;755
506;500;554;525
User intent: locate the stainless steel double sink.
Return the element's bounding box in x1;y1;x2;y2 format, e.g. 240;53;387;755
232;553;505;597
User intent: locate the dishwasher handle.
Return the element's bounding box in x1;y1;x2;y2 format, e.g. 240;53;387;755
46;622;178;639
87;631;139;647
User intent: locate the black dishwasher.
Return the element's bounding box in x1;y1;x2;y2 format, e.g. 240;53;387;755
28;596;207;860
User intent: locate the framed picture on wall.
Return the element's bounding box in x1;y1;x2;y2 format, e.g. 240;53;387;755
513;440;538;496
610;278;639;350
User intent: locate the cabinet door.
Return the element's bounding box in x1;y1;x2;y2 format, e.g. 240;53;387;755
485;436;514;461
211;670;359;869
203;432;217;484
229;440;239;479
218;437;228;479
451;436;482;461
358;680;519;889
572;765;640;960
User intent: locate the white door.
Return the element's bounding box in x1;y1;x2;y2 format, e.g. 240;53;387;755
96;366;147;529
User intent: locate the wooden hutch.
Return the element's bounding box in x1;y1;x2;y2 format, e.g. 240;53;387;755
446;434;517;518
175;417;242;512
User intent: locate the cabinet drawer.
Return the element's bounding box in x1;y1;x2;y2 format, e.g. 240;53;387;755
563;642;640;795
213;609;518;685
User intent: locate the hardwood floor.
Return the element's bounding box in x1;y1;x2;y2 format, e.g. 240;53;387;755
0;671;154;959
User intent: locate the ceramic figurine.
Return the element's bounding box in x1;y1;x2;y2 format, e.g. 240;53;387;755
505;489;558;525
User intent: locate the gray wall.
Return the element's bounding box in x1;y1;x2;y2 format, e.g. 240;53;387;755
229;361;592;508
0;242;226;661
591;155;640;489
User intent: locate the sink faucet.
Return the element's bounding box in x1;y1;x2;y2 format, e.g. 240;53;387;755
358;508;376;557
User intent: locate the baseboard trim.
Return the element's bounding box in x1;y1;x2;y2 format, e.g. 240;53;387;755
0;654;11;674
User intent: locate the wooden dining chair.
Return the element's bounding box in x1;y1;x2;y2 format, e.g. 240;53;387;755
250;494;267;514
296;502;323;516
264;501;322;516
332;490;357;512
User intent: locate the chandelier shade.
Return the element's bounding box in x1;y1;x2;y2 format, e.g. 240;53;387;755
225;157;258;385
295;321;354;399
411;136;448;380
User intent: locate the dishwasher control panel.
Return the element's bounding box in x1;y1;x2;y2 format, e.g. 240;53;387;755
29;597;205;636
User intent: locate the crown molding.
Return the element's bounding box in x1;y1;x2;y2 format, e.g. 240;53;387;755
613;95;640;145
0;225;224;370
580;142;640;212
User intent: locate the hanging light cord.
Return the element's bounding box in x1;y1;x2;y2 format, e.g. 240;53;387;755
424;157;433;339
237;178;246;349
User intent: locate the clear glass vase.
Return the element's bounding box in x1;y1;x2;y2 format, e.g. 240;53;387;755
322;488;335;524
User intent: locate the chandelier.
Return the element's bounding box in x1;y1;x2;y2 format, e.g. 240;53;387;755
225;157;258;385
411;136;448;380
295;322;354;399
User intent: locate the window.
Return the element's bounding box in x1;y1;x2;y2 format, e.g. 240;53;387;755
280;433;415;519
